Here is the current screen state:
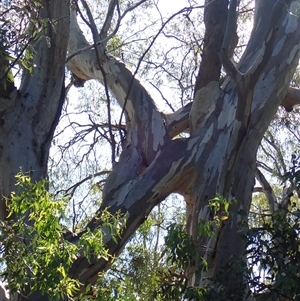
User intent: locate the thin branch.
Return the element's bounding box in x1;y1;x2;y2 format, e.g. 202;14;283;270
118;4;204;131
264;131;287;175
149;82;175;112
56;171;110;197
80;0;117;164
255;167;277;213
67;0;148;63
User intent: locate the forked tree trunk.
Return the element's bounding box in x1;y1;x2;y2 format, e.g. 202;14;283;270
67;1;300;299
1;0;300;300
185;0;300;297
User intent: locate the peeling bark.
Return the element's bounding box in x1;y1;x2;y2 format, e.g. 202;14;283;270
0;1;69;216
186;1;300;297
0;1;70;299
47;0;300;298
1;0;300;300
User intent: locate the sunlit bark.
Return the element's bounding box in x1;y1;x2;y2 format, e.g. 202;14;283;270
0;1;70;300
1;0;300;300
67;1;300;299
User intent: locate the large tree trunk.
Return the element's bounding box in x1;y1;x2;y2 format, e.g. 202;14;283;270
1;0;300;300
67;1;300;299
0;1;70;300
185;0;300;297
0;0;69;213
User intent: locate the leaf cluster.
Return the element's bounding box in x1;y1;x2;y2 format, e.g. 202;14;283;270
247;206;300;300
282;153;300;190
0;174;125;300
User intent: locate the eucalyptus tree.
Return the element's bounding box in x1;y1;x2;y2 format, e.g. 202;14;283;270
1;0;300;300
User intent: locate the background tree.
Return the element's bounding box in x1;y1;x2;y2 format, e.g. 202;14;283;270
1;0;300;300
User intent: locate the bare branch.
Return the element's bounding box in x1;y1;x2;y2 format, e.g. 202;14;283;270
99;0;119;42
159;85;300;138
245;0;294;88
255;167;277;213
194;0;227;92
163;103;192;137
57;171;110;198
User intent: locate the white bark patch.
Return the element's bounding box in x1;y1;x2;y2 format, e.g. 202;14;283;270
104;60;121;75
188;129;212;164
113;181;133;208
151;158;184;194
217;94;235;130
202;123;214;144
272;36;286;57
190;81;220;131
287;45;299;64
186;137;205;163
253;67;276;111
204;130;230;180
186;135;208;163
285;2;300;34
248;42;265;72
68;12;90;55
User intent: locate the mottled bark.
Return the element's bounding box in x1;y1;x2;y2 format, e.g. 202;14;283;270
1;0;300;300
0;1;69;212
194;0;228;92
0;1;70;300
64;0;300;298
186;1;300;298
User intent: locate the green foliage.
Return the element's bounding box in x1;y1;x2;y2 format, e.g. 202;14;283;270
247;205;300;300
165;223;196;269
146;195;300;300
8;180;295;301
282;153;300;190
106;35;124;57
0;174;125;300
208;195;235;222
155;196;237;301
82;198;186;301
0;0;52;86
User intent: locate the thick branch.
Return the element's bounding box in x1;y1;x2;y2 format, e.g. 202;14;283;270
99;0;119;42
69;138;191;285
67;12;169;165
163;103;192;137
162;85;300;138
282;87;300;111
194;0;228;93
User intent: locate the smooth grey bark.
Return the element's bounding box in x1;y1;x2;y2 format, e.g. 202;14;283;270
186;0;300;296
0;1;70;300
67;1;300;299
1;0;300;300
0;0;70;209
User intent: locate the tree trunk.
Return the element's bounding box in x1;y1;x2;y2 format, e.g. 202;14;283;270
0;1;70;300
0;0;69;212
67;0;300;299
1;0;300;300
185;0;300;298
